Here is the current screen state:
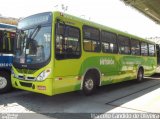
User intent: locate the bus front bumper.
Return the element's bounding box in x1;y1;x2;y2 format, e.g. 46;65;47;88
11;76;53;96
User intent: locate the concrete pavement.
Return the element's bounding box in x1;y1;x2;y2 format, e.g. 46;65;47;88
0;76;160;119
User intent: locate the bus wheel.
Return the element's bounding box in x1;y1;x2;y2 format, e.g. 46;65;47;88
136;68;144;82
83;74;96;95
0;71;12;93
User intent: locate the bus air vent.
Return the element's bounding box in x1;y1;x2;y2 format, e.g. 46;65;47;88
16;68;37;74
20;82;32;88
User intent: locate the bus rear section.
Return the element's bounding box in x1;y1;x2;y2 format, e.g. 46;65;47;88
0;24;16;93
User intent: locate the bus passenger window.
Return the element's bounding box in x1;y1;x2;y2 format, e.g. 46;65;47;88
148;44;155;56
0;31;3;53
118;35;130;55
141;42;148;56
55;23;81;59
101;30;117;53
102;42;110;52
110;43;117;53
130;38;140;55
0;31;10;53
83;25;100;52
0;31;15;54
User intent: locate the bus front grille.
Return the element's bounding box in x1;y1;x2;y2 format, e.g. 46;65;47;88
16;68;37;74
17;75;36;81
20;82;32;88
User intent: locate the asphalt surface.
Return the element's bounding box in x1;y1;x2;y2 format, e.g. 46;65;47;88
1;75;160;119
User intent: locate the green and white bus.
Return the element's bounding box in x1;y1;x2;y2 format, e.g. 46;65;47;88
12;11;157;96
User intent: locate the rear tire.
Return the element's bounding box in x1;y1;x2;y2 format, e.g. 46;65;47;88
83;74;97;96
0;71;12;93
136;68;144;82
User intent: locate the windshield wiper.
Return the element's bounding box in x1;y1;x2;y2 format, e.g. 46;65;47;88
26;25;41;49
29;25;41;39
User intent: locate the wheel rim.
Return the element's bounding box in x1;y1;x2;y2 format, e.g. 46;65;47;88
85;78;94;90
0;77;7;89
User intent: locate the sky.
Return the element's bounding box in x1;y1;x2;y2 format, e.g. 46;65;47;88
0;0;160;40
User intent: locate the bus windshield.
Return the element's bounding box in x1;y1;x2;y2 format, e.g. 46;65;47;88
14;26;51;65
13;12;52;69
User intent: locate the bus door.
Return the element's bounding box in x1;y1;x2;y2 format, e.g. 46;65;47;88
54;20;82;93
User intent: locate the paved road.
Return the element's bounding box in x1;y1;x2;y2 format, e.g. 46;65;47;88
0;76;160;119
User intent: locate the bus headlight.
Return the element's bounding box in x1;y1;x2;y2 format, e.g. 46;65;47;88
36;68;51;81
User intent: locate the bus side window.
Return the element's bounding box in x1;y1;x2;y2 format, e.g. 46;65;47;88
6;32;10;53
148;44;155;56
10;32;15;53
83;25;100;52
2;31;8;53
141;42;148;56
0;31;14;54
118;35;130;55
130;38;140;55
0;31;3;53
55;23;81;59
101;30;117;53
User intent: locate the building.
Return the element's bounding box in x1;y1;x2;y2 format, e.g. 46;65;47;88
0;16;18;25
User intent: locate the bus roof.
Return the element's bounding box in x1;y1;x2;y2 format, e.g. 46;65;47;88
53;11;155;44
0;23;16;32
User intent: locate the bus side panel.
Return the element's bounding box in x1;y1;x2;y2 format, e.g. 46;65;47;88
0;55;13;70
79;54;120;86
53;59;82;95
116;55;143;82
143;57;157;76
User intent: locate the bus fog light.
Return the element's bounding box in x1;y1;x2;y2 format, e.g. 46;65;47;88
32;84;35;89
36;68;51;81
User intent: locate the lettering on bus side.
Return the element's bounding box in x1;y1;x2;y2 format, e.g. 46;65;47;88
100;58;115;65
0;63;12;67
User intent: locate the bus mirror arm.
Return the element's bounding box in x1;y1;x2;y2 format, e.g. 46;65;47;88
56;19;68;38
56;18;65;25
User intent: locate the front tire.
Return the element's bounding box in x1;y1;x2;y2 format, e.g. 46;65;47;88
0;71;12;93
83;74;96;96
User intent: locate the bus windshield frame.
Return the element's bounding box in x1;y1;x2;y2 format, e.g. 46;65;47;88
13;12;52;69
